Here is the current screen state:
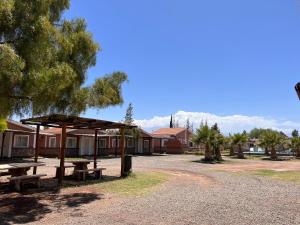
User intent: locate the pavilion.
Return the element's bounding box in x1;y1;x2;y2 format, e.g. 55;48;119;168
21;114;136;185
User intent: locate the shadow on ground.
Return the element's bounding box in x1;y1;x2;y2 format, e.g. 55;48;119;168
191;159;228;164
0;177;105;225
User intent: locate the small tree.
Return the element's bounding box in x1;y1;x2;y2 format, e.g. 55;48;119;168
186;119;190;131
259;130;283;160
292;129;299;138
124;103;139;151
170;115;174;128
211;123;223;161
124;103;134;125
291;136;300;158
192;123;215;162
231;133;248;159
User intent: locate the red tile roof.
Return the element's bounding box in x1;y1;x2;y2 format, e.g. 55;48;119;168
152;128;187;136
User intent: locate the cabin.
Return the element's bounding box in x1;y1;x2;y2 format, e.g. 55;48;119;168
0;120;36;158
135;128;154;155
152;128;193;154
0;120;154;158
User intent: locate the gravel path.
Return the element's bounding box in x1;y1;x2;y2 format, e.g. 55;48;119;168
1;155;300;225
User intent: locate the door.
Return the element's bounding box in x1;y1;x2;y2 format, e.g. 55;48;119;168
143;139;150;154
80;137;94;156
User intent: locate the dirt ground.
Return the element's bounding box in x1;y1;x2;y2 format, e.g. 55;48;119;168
0;155;299;225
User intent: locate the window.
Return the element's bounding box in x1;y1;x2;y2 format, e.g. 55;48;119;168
49;137;56;148
66;137;77;148
98;138;106;148
162;139;167;147
14;135;29;148
112;138;119;148
127;138;134;148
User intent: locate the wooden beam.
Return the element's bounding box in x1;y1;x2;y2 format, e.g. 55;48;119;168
120;128;125;177
58;124;66;185
94;129;98;169
33;125;40;174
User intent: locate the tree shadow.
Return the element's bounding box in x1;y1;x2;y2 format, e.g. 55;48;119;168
0;177;104;224
61;175;124;188
191;159;226;164
0;195;51;225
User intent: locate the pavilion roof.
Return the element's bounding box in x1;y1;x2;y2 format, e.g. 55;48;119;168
21;114;137;130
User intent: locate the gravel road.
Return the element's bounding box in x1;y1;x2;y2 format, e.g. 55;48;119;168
1;155;300;225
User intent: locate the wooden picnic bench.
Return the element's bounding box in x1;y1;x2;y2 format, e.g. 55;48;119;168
55;165;76;178
75;168;106;181
8;174;47;191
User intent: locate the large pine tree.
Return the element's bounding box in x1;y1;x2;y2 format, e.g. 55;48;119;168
0;0;128;131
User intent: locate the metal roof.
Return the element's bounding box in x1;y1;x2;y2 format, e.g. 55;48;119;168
21;114;137;130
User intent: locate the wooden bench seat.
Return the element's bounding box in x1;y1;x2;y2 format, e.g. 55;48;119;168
0;171;10;177
75;168;106;181
8;174;47;191
55;165;76;178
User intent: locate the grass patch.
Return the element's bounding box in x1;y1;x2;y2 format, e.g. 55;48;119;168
251;170;300;184
96;172;169;196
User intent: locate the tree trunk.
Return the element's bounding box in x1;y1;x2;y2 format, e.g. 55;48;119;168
297;148;300;158
229;145;235;156
264;147;269;156
214;146;223;161
270;147;277;160
237;144;244;159
204;143;213;161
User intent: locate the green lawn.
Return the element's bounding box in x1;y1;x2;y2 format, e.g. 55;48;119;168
251;170;300;184
96;172;169;196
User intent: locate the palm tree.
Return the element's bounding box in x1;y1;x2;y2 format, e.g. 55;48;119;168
291;136;300;158
259;130;283;160
231;133;248;159
258;136;270;156
192;123;215;162
226;135;235;156
211;132;225;161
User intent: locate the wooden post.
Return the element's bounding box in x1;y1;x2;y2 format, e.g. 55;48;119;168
33;125;40;174
160;138;162;154
94;129;98;169
0;131;6;159
58;124;66;185
120;128;125;177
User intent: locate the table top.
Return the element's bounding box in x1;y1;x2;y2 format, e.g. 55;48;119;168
0;162;45;171
65;160;94;164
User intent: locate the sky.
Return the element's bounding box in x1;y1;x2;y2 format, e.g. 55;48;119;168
64;0;300;134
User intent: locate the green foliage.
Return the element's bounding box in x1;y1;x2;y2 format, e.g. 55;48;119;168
170;115;173;128
231;133;248;159
192;123;224;161
291;136;300;157
0;118;7;132
292;129;299;138
259;130;284;149
0;1;128;126
192;122;215;147
249;128;270;139
259;130;285;160
124;103;134;125
231;133;248;145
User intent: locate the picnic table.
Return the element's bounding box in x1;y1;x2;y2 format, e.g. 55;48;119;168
0;162;46;191
63;159;105;181
0;162;45;177
65;159;94;171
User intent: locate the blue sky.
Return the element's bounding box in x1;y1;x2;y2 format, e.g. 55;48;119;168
64;0;300;133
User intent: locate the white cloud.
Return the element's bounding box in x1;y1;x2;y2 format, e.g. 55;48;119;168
134;111;300;135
